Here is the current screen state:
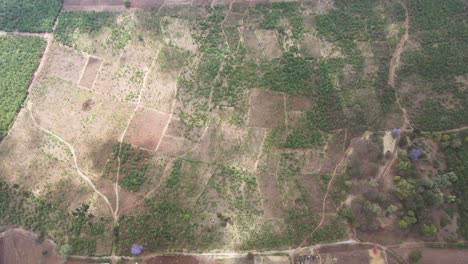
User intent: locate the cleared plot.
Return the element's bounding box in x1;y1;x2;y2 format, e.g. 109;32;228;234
93;61;144;103
316;244;375;264
43;44;88;84
188;123;265;170
63;0;124;11
132;0;165;8
124;108;171;150
120;42;154;71
161;17;198;53
299;33;321;57
31;76;133;174
79;56;103;89
0;109;70;189
0;230;63;264
256;172;285;218
157;135;195;156
141;65;178;114
255;29;282;59
287;95;313;111
248;89;285;128
243;29;262;57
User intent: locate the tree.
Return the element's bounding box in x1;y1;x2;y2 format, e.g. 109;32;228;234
409;249;422;264
421;223;437;236
58;244;72;257
123;0;130;8
399;220;408;229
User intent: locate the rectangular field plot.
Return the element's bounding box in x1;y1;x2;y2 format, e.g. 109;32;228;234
79;56;103;89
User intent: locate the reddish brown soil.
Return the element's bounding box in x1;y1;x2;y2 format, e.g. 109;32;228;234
124;108;170;150
143;256;201;264
0;229;63;264
79;57;102;89
248;89;285;128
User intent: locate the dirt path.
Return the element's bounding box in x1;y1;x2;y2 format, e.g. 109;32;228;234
0;31;50;38
294;129;352;251
27;102;115;216
388;0;411;131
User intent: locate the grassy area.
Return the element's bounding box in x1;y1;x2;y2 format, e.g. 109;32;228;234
0;0;62;32
0;36;45;140
400;0;467;131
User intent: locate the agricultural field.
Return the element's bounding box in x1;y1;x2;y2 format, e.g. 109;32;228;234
0;36;45;139
0;0;62;32
0;0;467;263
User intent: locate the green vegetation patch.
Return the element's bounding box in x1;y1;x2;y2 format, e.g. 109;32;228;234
442;132;468;239
401;0;467;131
55;11;115;47
0;36;45;140
255;2;304;39
0;0;62;32
0;179;112;256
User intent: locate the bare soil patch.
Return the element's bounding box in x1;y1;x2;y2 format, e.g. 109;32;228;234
243;29;262;57
93;60;144;103
188;123;265;170
287;95;313;111
255;29;282;59
42;44;88;84
79;56;102;89
141;66;178;114
120;43;154;71
0;229;63;264
316;244;374;264
231;2;250;13
165;118;197;138
157;135;195;156
299;33;321;57
162;17;198;53
63;0;124;11
297;173;326;212
132;0;165;8
256;172;285;218
124;107;171;150
144;256;202;264
248;89;285;128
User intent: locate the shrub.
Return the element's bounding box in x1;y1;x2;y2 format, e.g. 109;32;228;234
58;244;72;257
409;249;422;264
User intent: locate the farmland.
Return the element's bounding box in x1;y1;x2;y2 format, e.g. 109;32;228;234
0;36;45;139
0;0;62;32
0;0;467;263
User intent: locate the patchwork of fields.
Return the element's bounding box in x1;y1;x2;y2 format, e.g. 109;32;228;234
0;0;467;263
